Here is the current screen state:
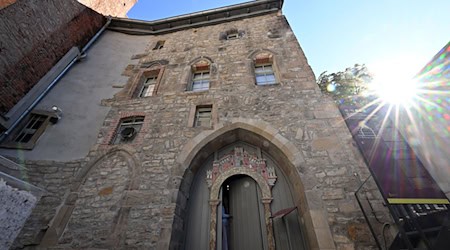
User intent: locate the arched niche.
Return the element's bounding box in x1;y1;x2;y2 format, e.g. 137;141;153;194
40;146;140;248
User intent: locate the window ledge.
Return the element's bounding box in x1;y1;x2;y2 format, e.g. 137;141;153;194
134;95;157;99
0;142;35;150
184;90;210;95
193;125;214;130
255;82;281;87
0;110;56;150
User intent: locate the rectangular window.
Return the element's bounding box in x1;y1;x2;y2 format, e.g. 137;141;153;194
194;106;212;127
0;111;55;150
153;40;165;50
15;114;47;143
112;116;144;144
134;68;162;98
191;71;210;91
255;64;276;85
139;76;157;97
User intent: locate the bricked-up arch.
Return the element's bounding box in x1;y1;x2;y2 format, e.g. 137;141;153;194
170;118;320;249
40;146;140;248
72;146;140;191
247;48;278;60
188;56;215;66
189;57;215;77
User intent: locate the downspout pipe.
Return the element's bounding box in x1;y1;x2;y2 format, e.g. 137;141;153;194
82;16;111;54
0;17;112;143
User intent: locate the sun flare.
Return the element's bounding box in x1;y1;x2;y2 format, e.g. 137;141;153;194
369;58;421;106
371;77;418;106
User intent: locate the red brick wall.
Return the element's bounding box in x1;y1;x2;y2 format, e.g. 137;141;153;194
0;0;16;9
0;0;105;115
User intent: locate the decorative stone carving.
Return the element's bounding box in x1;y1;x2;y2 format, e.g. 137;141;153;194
206;147;277;250
206;147;277;189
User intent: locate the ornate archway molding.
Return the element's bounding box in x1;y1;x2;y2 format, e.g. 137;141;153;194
172;118;325;250
207;147;277;249
176;118;305;172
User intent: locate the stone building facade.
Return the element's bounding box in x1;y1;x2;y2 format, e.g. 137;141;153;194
1;0;382;249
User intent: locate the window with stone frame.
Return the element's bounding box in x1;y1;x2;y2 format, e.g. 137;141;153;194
153;40;165;50
134;69;162;98
226;28;239;40
0;111;56;150
194;106;212;127
219;28;244;41
139;75;157;97
111;116;144;144
254;53;276;85
188;60;211;92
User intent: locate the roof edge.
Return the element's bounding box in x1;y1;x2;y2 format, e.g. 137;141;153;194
108;0;283;35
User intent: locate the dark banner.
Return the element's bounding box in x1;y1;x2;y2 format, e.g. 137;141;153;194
339;103;449;204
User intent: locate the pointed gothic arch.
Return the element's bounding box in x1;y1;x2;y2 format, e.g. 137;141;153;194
170;119;319;249
71;145;140;191
40;146;141;248
247;48;278;59
176;118;305;172
188;56;215;66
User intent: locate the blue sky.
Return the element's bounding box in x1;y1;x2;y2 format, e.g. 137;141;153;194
128;0;450;78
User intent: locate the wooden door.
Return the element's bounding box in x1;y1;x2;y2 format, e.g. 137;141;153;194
227;176;267;250
184;157;211;250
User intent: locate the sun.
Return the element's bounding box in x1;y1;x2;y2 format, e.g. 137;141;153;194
371;77;418;106
369;58;421;106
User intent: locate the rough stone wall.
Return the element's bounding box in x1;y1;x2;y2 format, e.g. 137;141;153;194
78;0;137;17
10;160;83;248
0;179;37;249
0;0;105;115
12;13;380;250
58;153;130;248
105;13;377;249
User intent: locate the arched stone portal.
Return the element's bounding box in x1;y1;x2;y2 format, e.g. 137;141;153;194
172;119;320;249
207;147;276;249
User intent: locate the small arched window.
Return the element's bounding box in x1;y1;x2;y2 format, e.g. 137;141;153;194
188;59;211;92
136;69;159;97
133;63;165;98
253;52;277;85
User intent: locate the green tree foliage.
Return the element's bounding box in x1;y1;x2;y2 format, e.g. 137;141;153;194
317;64;373;103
